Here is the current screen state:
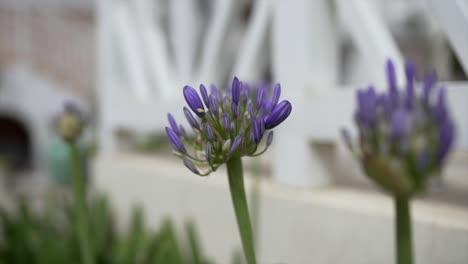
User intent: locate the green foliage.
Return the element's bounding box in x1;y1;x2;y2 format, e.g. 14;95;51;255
0;196;212;264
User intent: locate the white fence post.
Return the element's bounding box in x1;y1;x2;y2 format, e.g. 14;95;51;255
271;0;338;186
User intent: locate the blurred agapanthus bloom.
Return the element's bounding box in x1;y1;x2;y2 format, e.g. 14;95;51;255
166;77;292;175
342;59;455;196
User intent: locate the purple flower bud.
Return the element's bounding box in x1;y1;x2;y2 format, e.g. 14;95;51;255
184;107;200;130
264;100;292;129
183;85;205;117
230;121;236;134
386;59;399;106
223;112;230;133
437;119;455;163
356;86;378;127
257;84;267;110
166;127;187;153
231;103;239;119
183;158;199;175
263;99;272;115
205;142;213;162
200;84;210;108
248;101;254;118
422;71;436;104
232;77;241;105
391;109;409;138
433;87;448;124
209;94;219;116
229;135;243;155
205;123;215;140
271;83;281;109
167;113;179;136
252;117;265;144
405;60;416;110
266;131;274;146
377;93;391;116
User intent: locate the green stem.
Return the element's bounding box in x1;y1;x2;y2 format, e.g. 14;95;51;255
69;143;94;264
226;158;256;264
395;196;413;264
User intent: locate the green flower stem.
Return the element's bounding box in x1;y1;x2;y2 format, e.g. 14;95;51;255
226;158;256;264
69;143;94;264
395;196;413;264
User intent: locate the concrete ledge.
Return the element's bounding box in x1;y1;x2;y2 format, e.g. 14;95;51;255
93;153;468;264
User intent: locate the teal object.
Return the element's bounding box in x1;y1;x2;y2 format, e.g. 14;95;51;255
48;137;87;186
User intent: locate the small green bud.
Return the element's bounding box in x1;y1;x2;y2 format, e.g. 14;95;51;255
58;103;83;143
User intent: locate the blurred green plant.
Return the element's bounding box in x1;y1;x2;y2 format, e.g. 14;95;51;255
0;195;213;264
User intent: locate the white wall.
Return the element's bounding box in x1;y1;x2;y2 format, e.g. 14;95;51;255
94;154;468;264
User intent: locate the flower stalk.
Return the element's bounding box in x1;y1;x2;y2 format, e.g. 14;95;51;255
226;158;256;264
70;142;94;264
395;196;412;264
58;101;93;264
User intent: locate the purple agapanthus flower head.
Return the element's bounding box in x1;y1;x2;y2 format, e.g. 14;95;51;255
166;77;292;176
343;58;456;196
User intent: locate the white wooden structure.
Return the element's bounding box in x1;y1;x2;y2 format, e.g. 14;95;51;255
97;0;468;187
96;1;468;262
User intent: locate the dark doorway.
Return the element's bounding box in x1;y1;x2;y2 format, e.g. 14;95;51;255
0;115;32;172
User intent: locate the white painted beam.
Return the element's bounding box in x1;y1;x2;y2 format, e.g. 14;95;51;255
271;0;338;187
196;0;235;85
337;0;404;88
231;0;271;82
425;0;468;75
169;0;200;82
112;0;151;102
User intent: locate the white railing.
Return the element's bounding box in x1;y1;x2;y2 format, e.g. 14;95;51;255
97;0;468;187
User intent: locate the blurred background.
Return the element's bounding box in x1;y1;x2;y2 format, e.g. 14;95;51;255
0;0;467;263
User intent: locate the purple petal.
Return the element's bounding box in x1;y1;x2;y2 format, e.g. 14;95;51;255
386;59;399;106
200;84;210;108
271;83;281;109
405;60;416;110
391;109;409;138
232;77;241;105
183;86;205;117
166;127;186;153
183;107;200;130
257;84;267;110
229;135;243;155
266;131;274;146
167;113;179;136
433;87;448;124
264;100;292;129
183;158;199;175
205;123;215;140
223;112;230;134
437;119;455;163
209;94;219;116
252;117;265;144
